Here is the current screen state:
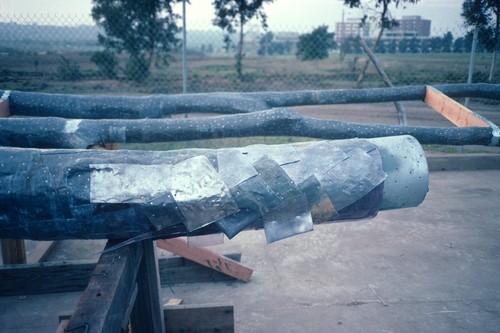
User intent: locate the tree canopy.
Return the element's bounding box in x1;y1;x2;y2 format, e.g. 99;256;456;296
212;0;273;79
462;0;499;81
91;0;180;82
296;26;336;61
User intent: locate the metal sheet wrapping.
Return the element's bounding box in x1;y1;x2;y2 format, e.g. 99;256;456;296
0;136;428;242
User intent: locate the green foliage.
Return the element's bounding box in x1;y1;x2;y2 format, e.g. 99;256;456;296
212;0;273;79
57;55;82;81
296;26;335;61
258;31;293;56
91;50;118;78
462;0;500;52
91;0;179;76
125;55;149;82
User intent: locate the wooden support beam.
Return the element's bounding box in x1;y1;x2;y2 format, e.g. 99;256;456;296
164;303;235;333
64;240;143;333
157;238;253;282
0;259;96;295
159;252;242;285
1;239;27;265
0;252;244;296
0;100;25;265
130;240;165;333
0;98;9;117
424;86;490;128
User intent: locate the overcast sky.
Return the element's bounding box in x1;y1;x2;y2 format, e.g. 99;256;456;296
1;0;465;34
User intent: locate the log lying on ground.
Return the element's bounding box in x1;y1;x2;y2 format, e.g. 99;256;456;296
1;83;499;119
0;136;428;243
0;108;496;148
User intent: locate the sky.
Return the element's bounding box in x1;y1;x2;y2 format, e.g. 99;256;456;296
1;0;465;35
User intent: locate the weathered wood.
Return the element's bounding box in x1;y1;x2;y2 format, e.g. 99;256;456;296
0;108;495;148
424;86;490;127
55;318;69;333
159;253;242;285
0;259;95;295
1;84;499;119
64;240;143;333
164;303;235;333
1;239;27;264
157;238;253;282
0;98;9;117
0;101;24;266
130;240;165;333
0;253;243;296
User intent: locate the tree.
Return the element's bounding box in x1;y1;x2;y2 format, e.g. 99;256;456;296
343;0;420;87
91;50;118;79
91;0;180;82
258;31;274;55
442;32;454;53
453;37;466;53
296;25;335;60
212;0;273;80
408;37;421;53
462;0;500;81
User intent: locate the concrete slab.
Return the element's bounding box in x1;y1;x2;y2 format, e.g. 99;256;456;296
1;170;500;332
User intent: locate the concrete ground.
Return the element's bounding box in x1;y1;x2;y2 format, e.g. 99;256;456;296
1;166;500;332
1;99;499;332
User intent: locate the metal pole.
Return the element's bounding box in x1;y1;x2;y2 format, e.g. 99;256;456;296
462;29;478;153
182;0;188;94
465;29;478;108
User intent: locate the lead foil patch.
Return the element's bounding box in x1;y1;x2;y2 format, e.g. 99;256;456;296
170;155;239;231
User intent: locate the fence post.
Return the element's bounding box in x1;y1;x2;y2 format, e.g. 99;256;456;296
182;0;188;94
465;29;478;108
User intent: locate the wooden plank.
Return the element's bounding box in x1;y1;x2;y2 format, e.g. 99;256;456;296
26;241;56;263
0;252;243;296
130;240;165;333
164;303;234;333
164;298;183;306
64;240;143;333
0;99;25;266
159;253;242;285
55;319;69;333
0;98;9;117
1;239;27;264
424;86;490;128
157;238;253;282
0;259;95;296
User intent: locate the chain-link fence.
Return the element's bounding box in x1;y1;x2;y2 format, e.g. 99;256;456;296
0;13;498;95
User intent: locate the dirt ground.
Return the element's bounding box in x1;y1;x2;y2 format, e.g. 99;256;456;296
293;100;500;127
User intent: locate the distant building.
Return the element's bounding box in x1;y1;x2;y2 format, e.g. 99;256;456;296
335;18;370;43
385;15;431;39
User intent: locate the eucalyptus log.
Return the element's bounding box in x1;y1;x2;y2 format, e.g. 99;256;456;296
0;136;428;243
0;108;496;148
1;84;499;119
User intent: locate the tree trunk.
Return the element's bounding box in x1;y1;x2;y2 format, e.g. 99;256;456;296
488;3;500;82
355;0;389;88
0;136;428;242
236;14;245;80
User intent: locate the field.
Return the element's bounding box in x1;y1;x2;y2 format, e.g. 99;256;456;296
1;50;498;94
1;49;498;154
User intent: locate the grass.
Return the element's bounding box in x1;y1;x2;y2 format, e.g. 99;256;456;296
1;50;498;154
1;51;498;94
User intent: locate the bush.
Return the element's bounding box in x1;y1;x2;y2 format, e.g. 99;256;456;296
91;50;118;79
296;25;335;61
57;55;82;81
125;55;149;82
